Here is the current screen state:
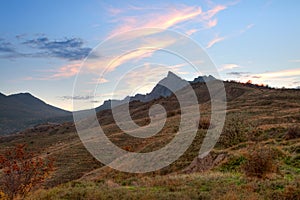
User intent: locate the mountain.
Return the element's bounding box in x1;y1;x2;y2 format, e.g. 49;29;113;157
0;92;71;135
0;72;217;134
191;75;216;83
96;71;216;112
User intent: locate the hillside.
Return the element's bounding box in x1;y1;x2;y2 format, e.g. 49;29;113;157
0;92;72;135
0;81;299;199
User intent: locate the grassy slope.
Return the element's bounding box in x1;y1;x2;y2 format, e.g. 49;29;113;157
0;81;300;199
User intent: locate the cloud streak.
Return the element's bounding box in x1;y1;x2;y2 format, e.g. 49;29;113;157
219;63;240;71
252;68;300;79
23;37;92;60
227;71;250;77
108;3;229;37
50;63;82;79
0;39;15;53
60;95;93;100
226;68;300;88
206;35;225;48
0;36;93;61
206;23;255;49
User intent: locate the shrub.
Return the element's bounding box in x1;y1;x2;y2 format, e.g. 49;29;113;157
198;117;211;130
219;114;249;148
242;145;277;178
0;144;54;200
285;126;300;140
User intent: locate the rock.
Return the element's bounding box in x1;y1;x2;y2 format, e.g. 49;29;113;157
182;152;226;173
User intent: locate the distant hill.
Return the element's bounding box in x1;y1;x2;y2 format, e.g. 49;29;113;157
0;92;71;134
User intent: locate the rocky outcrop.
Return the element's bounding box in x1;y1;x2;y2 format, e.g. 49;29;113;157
182;152;226;173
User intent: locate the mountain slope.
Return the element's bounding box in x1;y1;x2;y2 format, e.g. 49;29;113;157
0;92;71;134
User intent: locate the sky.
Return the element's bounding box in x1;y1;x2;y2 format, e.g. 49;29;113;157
0;0;300;111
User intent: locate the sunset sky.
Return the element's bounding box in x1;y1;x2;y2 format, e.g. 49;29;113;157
1;0;300;111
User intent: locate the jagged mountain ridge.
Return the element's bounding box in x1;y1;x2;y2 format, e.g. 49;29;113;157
0;72;217;134
96;71;216;112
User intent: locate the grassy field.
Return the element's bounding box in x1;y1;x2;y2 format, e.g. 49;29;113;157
0;81;299;199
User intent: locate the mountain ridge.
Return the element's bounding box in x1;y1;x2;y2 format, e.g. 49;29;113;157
0;72;217;134
0;92;72;135
96;72;216;112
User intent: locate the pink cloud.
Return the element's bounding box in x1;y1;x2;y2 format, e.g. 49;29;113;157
50;63;81;79
109;6;203;36
206;35;225;48
108;4;229;37
254;68;300;79
185;29;198;36
205;18;218;29
201;5;227;20
220;64;240;71
39;4;231;80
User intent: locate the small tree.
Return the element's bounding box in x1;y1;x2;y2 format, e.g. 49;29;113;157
0;144;54;200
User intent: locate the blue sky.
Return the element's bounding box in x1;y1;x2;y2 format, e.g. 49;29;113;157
1;0;300;111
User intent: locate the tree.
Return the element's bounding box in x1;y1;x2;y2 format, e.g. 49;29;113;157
0;144;54;200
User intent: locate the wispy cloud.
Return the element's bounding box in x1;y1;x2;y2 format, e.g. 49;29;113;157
112;63;188;97
109;6;203;36
185;29;199;36
60;95;93;100
107;7;123;15
45;3;232;80
50;63;81;79
206;23;254;49
219;63;240;71
88;77;109;84
0;36;93;61
201;4;227;20
0;39;15;53
227;71;250;77
252;68;300;79
36;31;180;80
206;35;225;48
23;37;92;60
227;68;300;79
240;23;255;34
205;18;218;29
226;68;300;88
108;3;229;37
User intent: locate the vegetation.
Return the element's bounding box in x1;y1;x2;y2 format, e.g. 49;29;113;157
242;145;277;178
285;126;300;140
218;114;250;148
0;144;54;200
